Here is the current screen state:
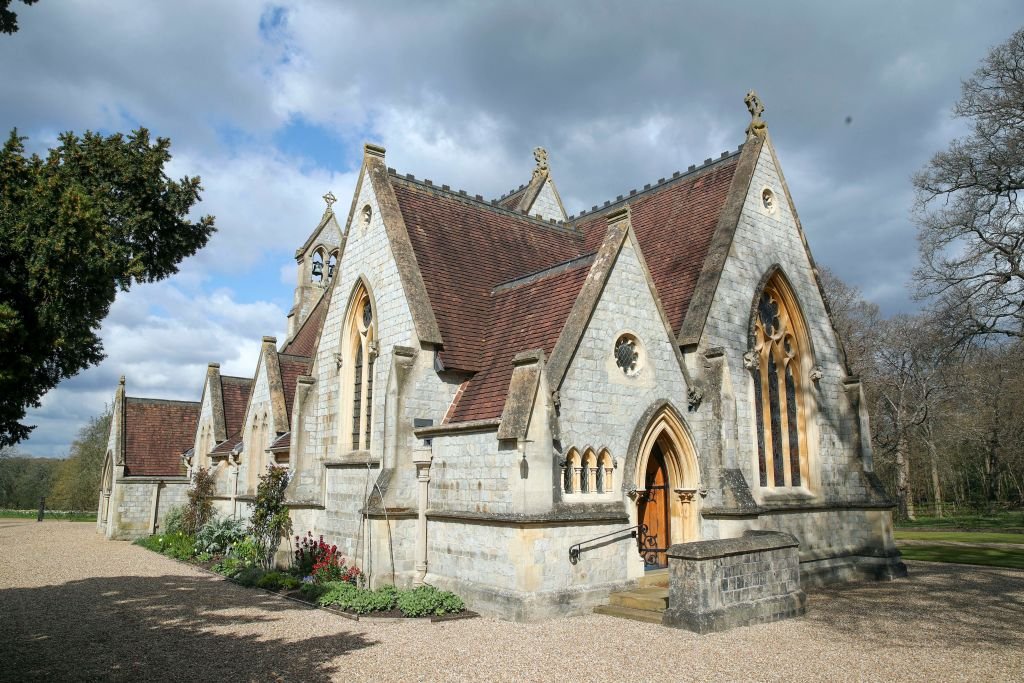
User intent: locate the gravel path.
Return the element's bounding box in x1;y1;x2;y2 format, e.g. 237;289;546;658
1;520;1022;682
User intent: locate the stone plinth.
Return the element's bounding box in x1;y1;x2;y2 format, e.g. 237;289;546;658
662;530;806;633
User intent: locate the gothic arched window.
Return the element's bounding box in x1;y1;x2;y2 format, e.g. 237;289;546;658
342;284;376;451
751;275;810;488
311;249;325;283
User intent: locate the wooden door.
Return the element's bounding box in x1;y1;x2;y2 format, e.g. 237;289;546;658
638;445;670;568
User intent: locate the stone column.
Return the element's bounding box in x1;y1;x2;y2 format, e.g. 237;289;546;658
413;448;433;586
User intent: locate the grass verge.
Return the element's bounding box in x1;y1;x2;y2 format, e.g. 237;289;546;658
894;530;1024;545
0;509;96;522
900;545;1024;570
897;512;1024;531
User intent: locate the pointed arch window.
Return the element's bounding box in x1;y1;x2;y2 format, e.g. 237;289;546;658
751;275;809;488
311;249;325;283
342;285;376;451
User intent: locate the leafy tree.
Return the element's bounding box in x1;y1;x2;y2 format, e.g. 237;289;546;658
49;408;111;510
248;466;292;569
0;0;38;35
0;455;60;508
913;27;1024;343
0;128;215;446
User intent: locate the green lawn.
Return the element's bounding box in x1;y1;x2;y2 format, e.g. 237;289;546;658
897;511;1024;531
895;530;1024;544
899;544;1024;570
0;509;96;522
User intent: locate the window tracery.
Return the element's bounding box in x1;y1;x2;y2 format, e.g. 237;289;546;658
751;276;809;488
562;447;615;496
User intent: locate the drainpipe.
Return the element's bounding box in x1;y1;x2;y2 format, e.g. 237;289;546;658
413;448;433;586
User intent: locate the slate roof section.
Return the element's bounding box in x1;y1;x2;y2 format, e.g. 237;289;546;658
576;153;740;335
211;432;242;455
123;398;200;477
281;287;331;358
220;376;252;436
446;258;593;423
278;354;313;423
269;431;291;452
392;177;587;372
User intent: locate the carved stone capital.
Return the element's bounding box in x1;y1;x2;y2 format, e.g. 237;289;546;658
743;350;758;370
675;488;697;504
687;387;704;412
809;366;824;382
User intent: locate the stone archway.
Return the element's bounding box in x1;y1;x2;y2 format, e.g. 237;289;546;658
630;404;701;567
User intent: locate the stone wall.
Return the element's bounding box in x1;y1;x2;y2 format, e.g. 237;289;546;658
529;179;564;222
106;478;190;540
663;530;806;633
558;236;691;498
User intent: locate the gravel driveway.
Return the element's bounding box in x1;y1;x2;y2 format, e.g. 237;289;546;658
1;520;1022;682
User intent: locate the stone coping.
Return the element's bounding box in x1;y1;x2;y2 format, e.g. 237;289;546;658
427;505;629;526
666;530;798;561
118;476;190;484
702;498;895;517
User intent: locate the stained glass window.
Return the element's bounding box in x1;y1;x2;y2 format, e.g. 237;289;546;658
615;335;639;374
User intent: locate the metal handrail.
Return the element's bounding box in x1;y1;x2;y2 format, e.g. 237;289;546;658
569;524;642;564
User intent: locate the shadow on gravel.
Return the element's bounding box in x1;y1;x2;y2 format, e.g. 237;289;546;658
805;562;1024;649
0;573;375;682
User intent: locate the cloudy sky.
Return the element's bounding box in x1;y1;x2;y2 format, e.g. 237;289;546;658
4;1;1023;456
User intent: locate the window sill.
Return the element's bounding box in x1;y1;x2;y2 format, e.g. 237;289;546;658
756;487;817;505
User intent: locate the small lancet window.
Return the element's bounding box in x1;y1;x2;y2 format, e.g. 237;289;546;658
343;285;375;451
751;276;808;488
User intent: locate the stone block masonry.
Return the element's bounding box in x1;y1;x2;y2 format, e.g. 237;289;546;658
662;530;806;633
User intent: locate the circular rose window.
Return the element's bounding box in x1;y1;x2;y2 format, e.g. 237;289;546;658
614;335;640;375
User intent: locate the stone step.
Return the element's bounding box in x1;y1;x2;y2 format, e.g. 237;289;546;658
609;586;669;612
639;569;669;587
593;604;665;624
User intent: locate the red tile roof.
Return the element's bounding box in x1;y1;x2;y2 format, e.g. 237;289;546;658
393;178;587;372
576;156;740;335
385;153;740;423
123;398;199;477
282;288;330;357
446;258;593;422
220;376;252;436
278;354;312;423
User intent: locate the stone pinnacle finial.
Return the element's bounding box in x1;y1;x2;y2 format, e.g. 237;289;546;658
322;191;337;212
744;90;767;139
119;375;125;385
532;147;549;178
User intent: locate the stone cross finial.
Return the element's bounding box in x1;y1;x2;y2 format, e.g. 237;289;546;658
322;191;337;211
744;90;767;139
532;147;549;178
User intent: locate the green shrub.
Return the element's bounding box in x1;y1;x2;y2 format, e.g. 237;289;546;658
181;468;215;535
300;581;330;602
396;585;464;617
134;535;163;552
211;557;242;576
230;535;260;568
316;584;400;614
280;575;301;590
160;531;197;560
195;516;246;555
162;506;185;535
234;567;264;587
195;551;213;563
256;571;287;591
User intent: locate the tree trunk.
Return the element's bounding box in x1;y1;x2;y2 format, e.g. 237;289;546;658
927;438;943;517
895;425;915;521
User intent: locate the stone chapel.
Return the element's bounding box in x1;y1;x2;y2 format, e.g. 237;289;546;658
98;94;905;622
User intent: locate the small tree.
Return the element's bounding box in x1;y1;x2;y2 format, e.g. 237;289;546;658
50;408;111;510
181;467;215;535
248;466;291;569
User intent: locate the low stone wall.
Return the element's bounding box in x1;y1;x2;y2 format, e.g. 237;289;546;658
662;530;806;634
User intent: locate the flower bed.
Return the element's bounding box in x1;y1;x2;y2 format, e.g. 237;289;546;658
134;527;467;620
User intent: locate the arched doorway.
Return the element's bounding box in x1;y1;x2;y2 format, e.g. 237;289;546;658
637;444;671;567
99;452;113;527
631;404;701;569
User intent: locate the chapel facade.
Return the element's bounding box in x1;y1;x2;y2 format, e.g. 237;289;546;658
99;95;905;621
